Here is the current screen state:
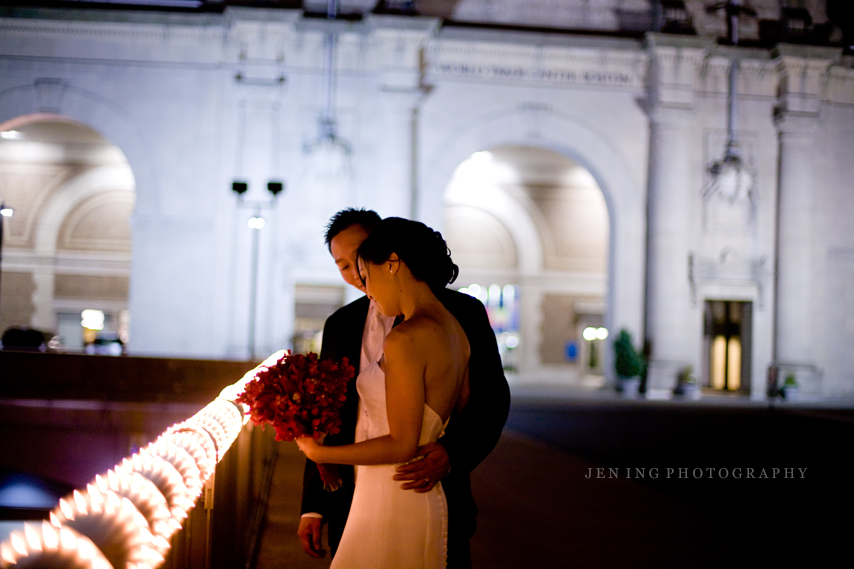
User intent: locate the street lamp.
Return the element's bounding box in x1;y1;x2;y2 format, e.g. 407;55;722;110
232;181;284;360
0;202;14;323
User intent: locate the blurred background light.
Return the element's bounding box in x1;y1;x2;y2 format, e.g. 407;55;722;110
81;310;105;331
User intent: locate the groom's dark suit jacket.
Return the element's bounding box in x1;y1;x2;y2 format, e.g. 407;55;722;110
301;289;511;555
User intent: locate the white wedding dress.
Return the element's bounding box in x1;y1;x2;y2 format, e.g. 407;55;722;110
331;355;449;569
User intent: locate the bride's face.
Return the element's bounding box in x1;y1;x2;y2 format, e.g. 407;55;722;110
358;256;400;316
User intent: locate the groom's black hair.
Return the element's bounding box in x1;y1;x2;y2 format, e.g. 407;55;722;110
324;208;382;251
357;217;459;294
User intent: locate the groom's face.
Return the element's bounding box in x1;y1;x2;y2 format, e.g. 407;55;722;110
330;224;369;293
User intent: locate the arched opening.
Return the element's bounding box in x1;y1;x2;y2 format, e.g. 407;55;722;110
443;145;609;385
0;114;135;353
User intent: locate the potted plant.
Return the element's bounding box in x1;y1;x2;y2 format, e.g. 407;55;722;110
781;373;799;401
613;329;644;397
673;365;700;399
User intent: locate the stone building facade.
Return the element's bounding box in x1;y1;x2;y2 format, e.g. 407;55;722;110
1;3;852;397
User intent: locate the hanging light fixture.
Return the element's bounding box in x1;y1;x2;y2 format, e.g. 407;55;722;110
303;0;353;193
704;135;755;203
704;0;757;204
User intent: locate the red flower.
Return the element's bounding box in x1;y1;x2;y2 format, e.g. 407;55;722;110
236;351;354;443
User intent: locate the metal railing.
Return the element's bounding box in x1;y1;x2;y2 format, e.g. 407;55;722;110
0;351;285;569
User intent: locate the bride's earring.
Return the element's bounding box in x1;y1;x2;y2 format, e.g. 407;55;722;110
387;254;400;276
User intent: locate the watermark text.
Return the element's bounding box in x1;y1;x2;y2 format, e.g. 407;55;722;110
584;467;807;479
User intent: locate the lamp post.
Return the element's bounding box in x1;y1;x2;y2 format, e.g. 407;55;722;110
232;182;283;360
0;202;13;324
247;211;264;360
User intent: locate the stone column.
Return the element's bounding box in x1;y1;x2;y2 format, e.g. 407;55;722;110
643;37;708;392
773;114;817;371
374;87;425;218
771;45;838;391
645;109;694;391
367;19;439;220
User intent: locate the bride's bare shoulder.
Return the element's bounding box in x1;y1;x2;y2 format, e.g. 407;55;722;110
383;313;445;354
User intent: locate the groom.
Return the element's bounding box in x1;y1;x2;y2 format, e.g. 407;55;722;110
298;208;510;568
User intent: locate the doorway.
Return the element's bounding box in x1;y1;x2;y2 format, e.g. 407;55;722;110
704;300;752;392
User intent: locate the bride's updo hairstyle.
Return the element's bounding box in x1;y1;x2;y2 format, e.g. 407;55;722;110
357;217;459;294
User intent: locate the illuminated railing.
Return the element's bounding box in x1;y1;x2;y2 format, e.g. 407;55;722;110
0;351;285;569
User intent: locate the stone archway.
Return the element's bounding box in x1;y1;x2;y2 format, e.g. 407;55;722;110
0;114;135;350
422;105;646;381
442;144;611;384
443;152;544;274
0;82;158;214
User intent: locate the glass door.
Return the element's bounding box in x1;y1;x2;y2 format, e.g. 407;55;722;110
704;300;752;393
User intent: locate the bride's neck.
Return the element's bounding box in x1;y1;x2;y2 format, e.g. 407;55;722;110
399;279;439;321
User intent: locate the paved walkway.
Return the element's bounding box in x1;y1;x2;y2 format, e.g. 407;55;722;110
255;429;729;569
467;431;731;569
254;386;852;568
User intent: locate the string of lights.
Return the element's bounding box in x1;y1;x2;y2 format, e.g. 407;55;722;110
0;351;286;569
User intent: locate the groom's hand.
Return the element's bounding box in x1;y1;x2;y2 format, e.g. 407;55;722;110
393;442;450;493
298;516;327;558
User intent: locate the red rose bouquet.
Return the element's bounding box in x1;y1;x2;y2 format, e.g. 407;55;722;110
236;350;355;490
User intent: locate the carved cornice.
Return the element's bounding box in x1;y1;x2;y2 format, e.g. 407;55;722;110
642;35;713;110
828;66;854;106
0;16;226;45
365;23;437;74
771;43;843;114
698;56;778;98
1;10;853;106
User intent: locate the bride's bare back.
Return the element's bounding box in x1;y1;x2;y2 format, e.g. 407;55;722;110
381;301;470;425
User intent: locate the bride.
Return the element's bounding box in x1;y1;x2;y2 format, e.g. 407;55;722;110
296;217;470;569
